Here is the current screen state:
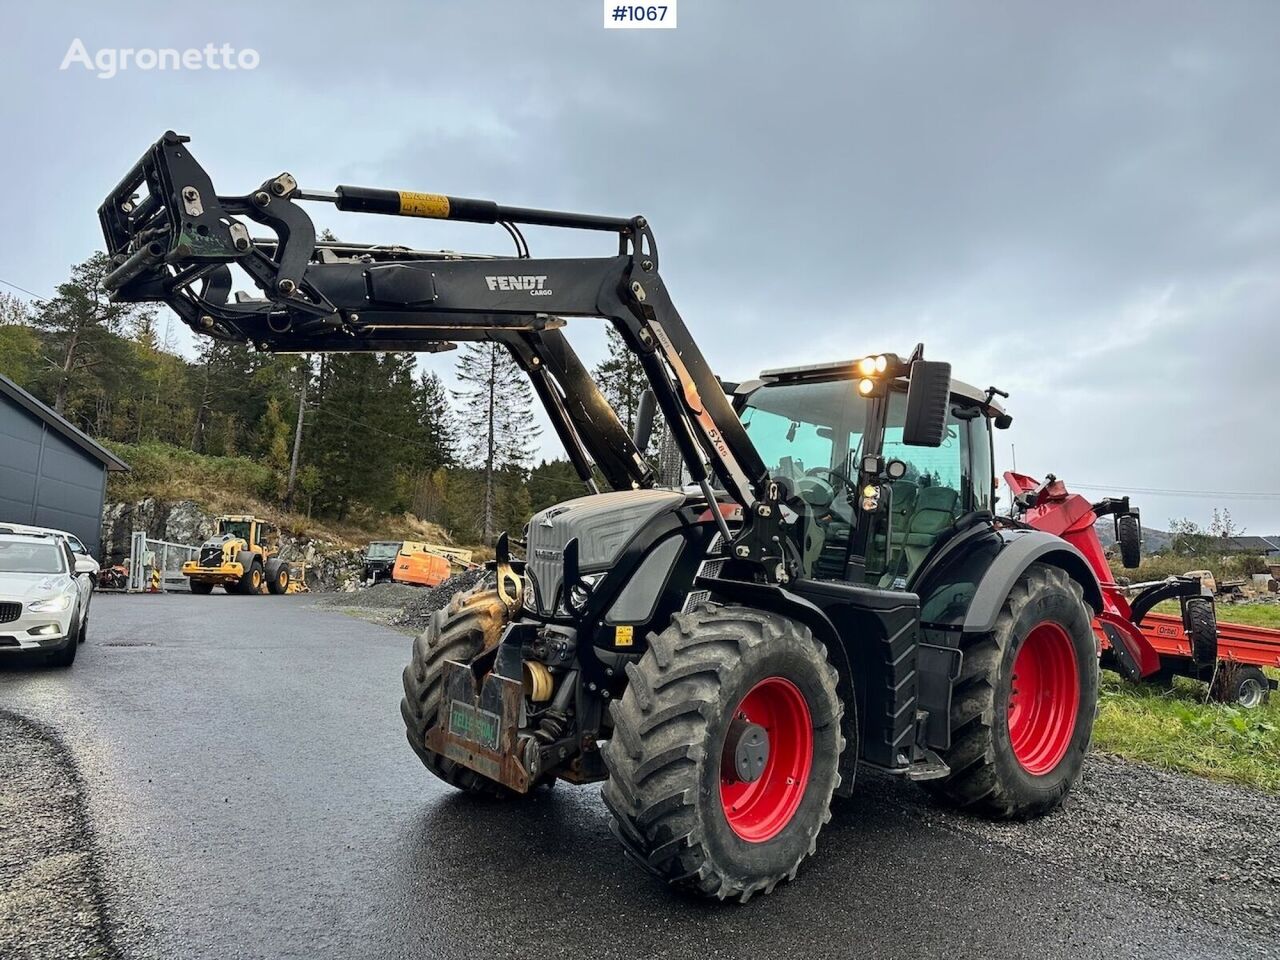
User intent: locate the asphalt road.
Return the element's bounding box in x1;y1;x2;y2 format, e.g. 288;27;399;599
1;593;1273;960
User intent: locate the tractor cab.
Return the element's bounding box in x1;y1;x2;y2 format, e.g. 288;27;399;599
736;355;1010;589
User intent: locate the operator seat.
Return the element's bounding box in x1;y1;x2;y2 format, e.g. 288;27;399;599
902;485;960;571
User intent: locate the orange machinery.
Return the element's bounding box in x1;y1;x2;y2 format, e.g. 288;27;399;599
391;542;462;588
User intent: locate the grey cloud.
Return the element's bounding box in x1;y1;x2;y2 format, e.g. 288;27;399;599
4;0;1277;527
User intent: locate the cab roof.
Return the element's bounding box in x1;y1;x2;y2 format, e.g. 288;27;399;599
754;358;1008;418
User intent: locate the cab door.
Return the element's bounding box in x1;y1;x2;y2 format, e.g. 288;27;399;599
862;392;984;588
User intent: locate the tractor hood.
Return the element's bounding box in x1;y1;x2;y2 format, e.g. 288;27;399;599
524;489;686;616
201;534;243;549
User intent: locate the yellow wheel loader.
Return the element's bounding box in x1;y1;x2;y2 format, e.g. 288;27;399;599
182;516;290;595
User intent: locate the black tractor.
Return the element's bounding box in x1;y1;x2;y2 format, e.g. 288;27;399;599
101;133;1106;901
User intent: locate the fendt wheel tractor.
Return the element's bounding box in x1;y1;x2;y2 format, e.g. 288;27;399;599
102;132;1108;901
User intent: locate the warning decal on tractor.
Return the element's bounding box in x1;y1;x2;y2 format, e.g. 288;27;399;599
447;700;501;750
615;625;634;647
398;191;450;218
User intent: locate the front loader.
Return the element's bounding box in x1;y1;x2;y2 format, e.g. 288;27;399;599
101;132;1108;901
182;514;290;595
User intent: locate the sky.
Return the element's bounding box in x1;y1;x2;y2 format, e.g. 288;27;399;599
4;1;1278;532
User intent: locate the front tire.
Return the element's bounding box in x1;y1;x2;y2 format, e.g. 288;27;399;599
400;584;514;797
49;614;79;668
237;556;263;595
924;563;1097;818
189;580;214;595
602;604;844;902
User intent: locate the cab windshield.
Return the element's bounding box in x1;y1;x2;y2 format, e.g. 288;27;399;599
739;378;989;586
738;378;868;484
219;520;253;541
367;542;400;560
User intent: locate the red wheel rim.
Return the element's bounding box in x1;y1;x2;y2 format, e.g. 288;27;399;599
719;677;813;842
1007;621;1080;775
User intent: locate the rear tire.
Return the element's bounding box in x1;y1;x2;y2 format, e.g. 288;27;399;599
1117;514;1142;569
1211;663;1270;708
189;580;214;595
602;604;844;901
400;584;515;797
923;563;1097;818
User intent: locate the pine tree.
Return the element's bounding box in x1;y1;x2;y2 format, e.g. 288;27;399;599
592;325;664;466
415;370;458;470
30;252;149;418
0;292;39;384
592;326;648;435
454;342;539;541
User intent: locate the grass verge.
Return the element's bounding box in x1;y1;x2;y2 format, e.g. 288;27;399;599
1095;672;1280;792
1096;603;1280;793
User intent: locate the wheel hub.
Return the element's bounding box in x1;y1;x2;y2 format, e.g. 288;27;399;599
719;677;813;843
722;715;770;784
1238;678;1264;708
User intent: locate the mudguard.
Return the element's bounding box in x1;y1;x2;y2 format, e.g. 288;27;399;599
961;529;1103;633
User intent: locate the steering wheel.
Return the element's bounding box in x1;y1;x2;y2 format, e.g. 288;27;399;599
793;467;856;511
804;466;856;490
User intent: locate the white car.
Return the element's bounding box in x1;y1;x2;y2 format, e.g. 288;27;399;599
0;523;100;580
0;533;95;667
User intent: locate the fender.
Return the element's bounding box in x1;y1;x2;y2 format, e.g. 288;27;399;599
697;576;860;796
962;528;1103;634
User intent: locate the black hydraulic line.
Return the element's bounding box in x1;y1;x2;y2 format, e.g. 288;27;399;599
333;185;632;232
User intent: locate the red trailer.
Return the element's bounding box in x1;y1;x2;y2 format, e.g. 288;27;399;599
1003;472;1278;708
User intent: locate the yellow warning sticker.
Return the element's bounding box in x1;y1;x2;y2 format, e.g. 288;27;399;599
615;625;634;647
398;191;450;218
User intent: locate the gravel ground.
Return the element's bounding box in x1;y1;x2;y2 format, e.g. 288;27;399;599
317;569;491;631
0;710;119;960
2;594;1275;959
905;751;1280;934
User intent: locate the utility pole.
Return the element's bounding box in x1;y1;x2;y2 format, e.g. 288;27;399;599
284;357;309;511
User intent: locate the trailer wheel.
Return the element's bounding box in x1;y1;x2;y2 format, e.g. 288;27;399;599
189;580;214;595
1211;663;1270;708
400;583;516;797
923;563;1097;818
1117;514;1142;569
602;604;844;902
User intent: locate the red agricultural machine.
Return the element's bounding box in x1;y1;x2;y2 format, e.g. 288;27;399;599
1004;472;1278;707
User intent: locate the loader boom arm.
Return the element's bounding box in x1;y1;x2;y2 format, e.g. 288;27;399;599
100;132;793;579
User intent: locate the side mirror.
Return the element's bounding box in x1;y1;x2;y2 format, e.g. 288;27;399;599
902;360;952;447
633;388;657;451
74;557;96;576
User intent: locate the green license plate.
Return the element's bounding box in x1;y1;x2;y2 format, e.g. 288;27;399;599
447;700;501;751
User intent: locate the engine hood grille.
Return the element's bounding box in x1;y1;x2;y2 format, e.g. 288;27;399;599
524;489;685;616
